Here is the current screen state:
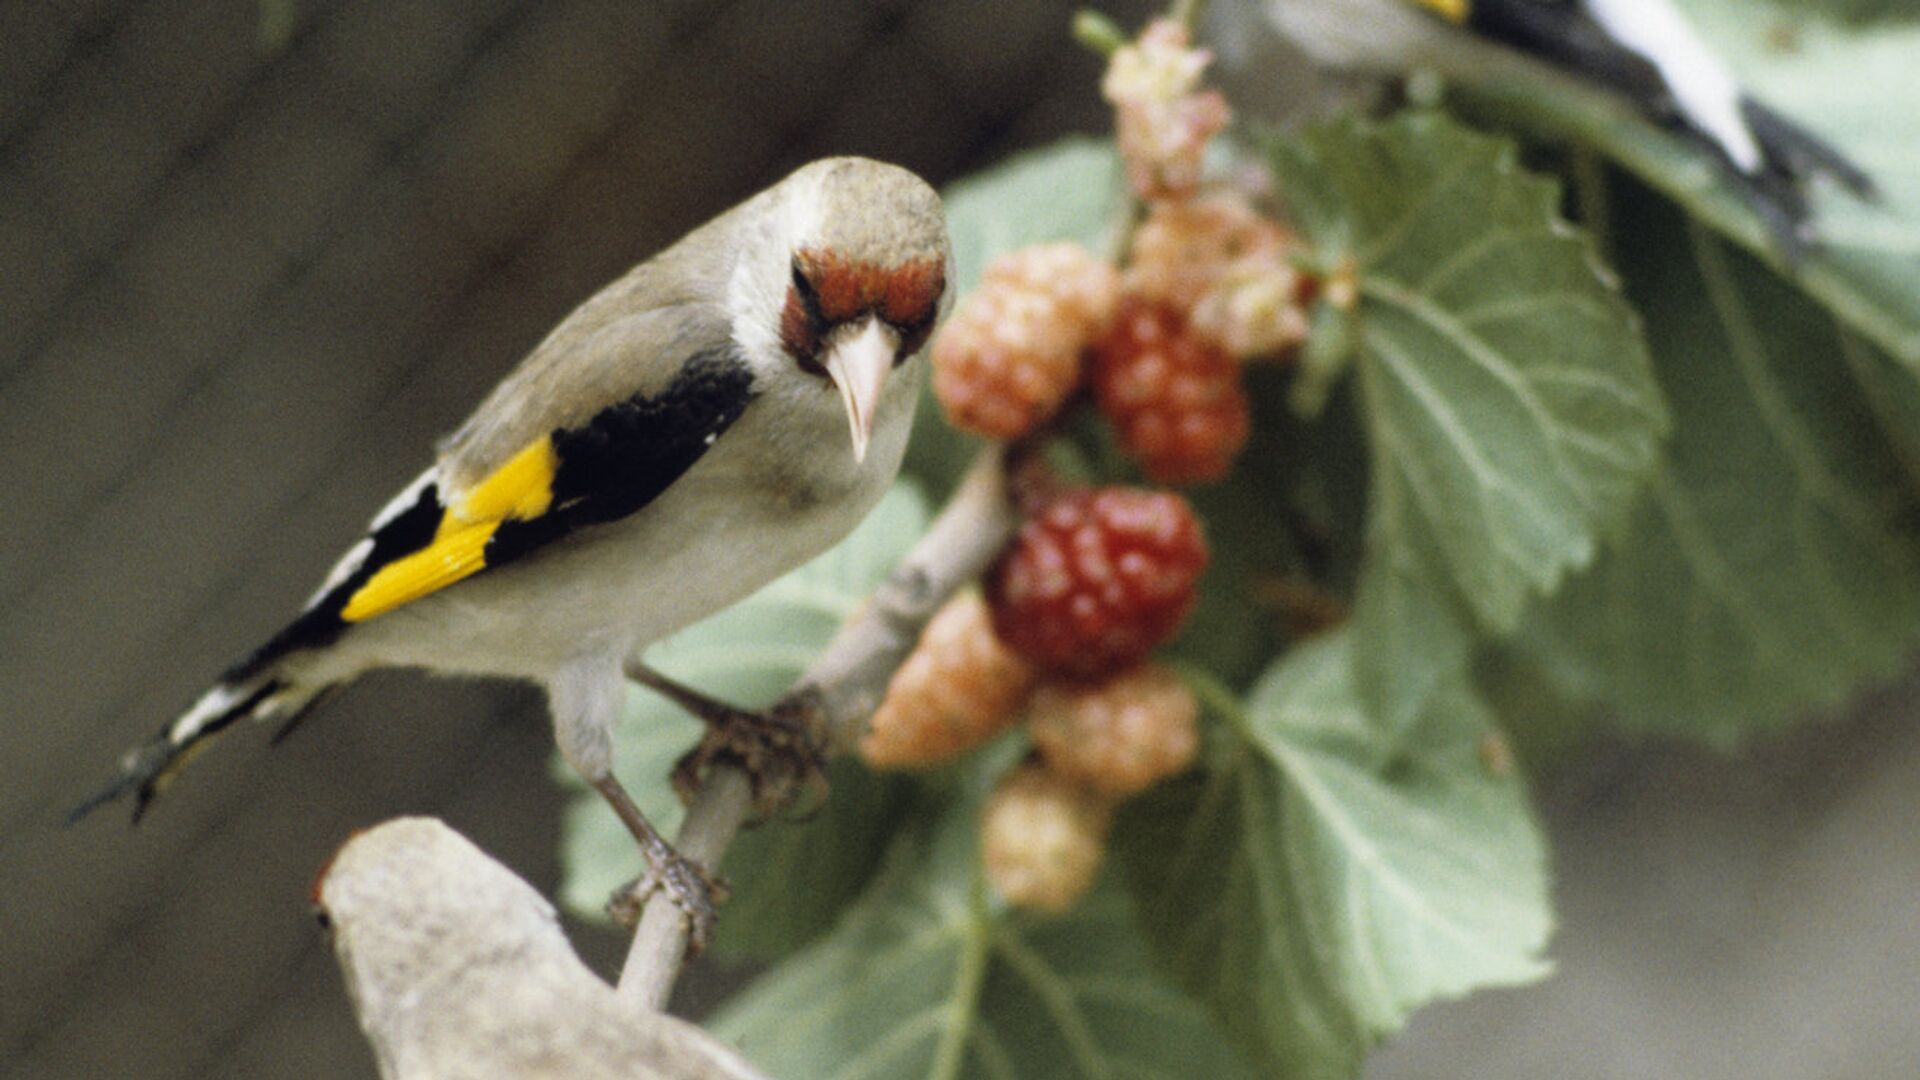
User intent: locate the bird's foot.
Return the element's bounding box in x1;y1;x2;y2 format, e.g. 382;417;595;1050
607;849;731;955
670;692;830;822
589;773;729;956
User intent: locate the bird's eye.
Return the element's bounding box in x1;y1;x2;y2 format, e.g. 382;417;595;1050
884;282;943;360
790;260;822;312
891;310;937;360
313;905;333;932
781;261;828;370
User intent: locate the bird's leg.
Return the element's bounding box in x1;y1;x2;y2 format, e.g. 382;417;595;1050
551;662;723;954
592;774;728;953
628;664;829;819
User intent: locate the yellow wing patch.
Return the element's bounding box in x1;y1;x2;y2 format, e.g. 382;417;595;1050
1411;0;1468;22
340;524;496;622
340;437;559;623
455;436;559;523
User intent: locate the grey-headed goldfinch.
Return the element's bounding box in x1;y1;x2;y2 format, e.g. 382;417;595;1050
75;157;951;938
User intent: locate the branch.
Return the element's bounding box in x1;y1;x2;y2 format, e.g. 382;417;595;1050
616;445;1018;1008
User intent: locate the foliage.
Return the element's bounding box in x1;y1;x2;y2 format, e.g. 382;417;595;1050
1527;185;1920;742
1271;114;1665;737
711;753;1266;1080
1117;637;1550;1079
559;5;1920;1076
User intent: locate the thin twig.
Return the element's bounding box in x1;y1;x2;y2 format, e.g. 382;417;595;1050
617;769;754;1010
616;445;1017;1007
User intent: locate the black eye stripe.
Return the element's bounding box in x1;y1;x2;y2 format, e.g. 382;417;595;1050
790;261;826;324
888;311;936;364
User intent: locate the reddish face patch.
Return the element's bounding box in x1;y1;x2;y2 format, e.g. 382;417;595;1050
782;248;946;365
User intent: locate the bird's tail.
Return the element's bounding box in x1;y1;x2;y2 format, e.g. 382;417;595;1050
1740;97;1879;201
68;673;336;825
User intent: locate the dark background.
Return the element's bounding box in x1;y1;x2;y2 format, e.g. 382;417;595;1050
4;3;1916;1078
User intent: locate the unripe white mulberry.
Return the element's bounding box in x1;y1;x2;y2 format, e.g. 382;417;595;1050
980;761;1113;913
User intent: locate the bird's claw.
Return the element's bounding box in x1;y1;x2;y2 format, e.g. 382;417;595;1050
607;852;731;957
671;694;830;821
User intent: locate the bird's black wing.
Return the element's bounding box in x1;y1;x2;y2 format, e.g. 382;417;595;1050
226;344;758;682
1467;0;1671;107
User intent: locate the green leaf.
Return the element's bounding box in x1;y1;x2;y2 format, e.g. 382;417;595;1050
1440;4;1920;368
941;137;1125;295
557;485;927;961
906;138;1128;497
1838;327;1920;495
710;770;1264;1080
1271;113;1667;731
1346;520;1473;748
1167;463;1293;686
1529;186;1920;742
1117;633;1554;1079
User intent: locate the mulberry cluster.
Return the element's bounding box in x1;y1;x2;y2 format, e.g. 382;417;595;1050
985;485;1208;678
1101;20;1230;201
872;15;1333;916
1092;298;1250;484
861;483;1207;913
930;24;1308;482
1126;195;1312;361
976;659;1200;912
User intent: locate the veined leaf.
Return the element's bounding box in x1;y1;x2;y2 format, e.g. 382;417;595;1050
1117;633;1553;1079
1346;518;1473;750
1531;187;1920;742
710;772;1263;1080
557;485;927;961
1271;113;1666;732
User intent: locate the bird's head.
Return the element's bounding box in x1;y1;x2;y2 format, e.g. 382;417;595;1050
730;157;949;463
313;819;570;1022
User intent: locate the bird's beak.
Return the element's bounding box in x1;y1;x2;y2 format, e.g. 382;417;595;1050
822;318;898;464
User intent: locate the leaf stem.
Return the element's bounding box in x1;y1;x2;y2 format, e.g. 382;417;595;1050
1168;659;1255;740
1072;10;1127;58
928;869;996;1080
990;929;1113;1080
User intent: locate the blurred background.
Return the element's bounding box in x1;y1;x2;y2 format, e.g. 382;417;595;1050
3;2;1916;1078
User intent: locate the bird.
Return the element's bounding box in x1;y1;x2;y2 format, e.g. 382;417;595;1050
1261;0;1876;254
314;816;772;1080
71;155;951;943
